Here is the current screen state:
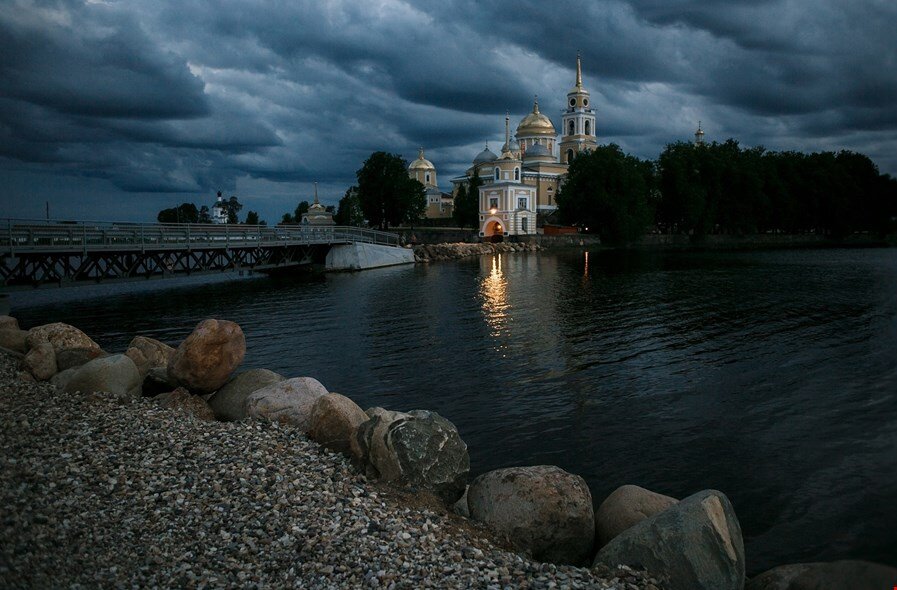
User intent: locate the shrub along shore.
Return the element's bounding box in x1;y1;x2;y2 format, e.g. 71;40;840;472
1;314;895;589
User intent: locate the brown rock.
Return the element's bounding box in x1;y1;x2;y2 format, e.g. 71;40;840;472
26;322;101;354
167;319;245;393
154;387;215;421
0;316;19;330
595;484;678;548
467;465;595;566
208;368;284;421
0;328;28;353
308;393;368;454
125;335;175;376
23;341;57;381
56;347;107;371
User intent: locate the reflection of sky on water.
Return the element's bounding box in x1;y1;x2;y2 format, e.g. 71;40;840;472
478;254;509;340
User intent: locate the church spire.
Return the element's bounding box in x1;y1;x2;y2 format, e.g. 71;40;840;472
575;50;583;88
313;181;319;205
695;121;705;146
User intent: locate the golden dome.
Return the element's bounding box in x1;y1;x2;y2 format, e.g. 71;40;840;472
408;147;435;171
516;98;556;136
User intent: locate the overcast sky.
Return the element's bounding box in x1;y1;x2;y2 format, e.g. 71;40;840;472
2;0;896;223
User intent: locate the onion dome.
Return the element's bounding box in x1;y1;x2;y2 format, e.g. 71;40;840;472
501;137;520;153
524;143;553;162
473;144;498;164
409;147;436;171
516;97;556;137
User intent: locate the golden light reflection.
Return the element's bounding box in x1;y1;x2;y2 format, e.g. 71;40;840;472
479;254;509;337
583;251;589;278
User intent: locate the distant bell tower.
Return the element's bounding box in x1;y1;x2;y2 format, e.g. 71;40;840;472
694;121;705;146
559;52;598;164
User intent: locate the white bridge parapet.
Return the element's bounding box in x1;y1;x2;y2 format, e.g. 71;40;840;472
325;242;415;271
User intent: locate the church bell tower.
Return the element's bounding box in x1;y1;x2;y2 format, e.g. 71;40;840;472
559;52;598;164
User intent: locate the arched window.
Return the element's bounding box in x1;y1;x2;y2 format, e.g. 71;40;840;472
568;120;575;135
494;167;500;181
514;167;520;181
425;173;431;184
566;149;575;164
584;120;590;136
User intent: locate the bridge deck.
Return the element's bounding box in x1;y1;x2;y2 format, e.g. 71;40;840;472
0;219;402;288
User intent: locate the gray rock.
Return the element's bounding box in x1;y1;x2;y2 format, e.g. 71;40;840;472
168;319;245;393
0;328;28;353
594;489;745;590
23;341;57;381
595;484;678;548
26;322;101;355
243;377;328;430
50;367;78;390
746;560;897;590
452;485;470;518
208;368;284;421
64;354;142;400
356;408;469;505
468;465;594;566
125;336;175;377
154;387;215;421
0;315;19;330
307;393;368;455
56;347;107;371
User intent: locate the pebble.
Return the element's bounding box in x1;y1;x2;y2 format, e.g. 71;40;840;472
0;352;661;589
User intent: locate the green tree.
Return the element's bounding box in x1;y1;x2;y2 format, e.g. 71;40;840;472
335;186;365;226
280;213;293;225
453;171;481;228
556;144;652;244
244;210;261;225
198;205;211;223
157;203;199;223
294;200;310;222
356;151;426;229
224;196;243;224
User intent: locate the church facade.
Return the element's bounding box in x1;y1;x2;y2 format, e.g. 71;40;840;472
408;54;598;239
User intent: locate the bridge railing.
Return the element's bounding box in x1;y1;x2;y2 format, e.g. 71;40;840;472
0;219;400;253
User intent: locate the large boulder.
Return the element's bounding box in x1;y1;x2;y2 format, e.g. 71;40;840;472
307;393;368;455
56;347;107;371
154;387;215;421
63;354;142;400
23;341;57;381
243;377;328;430
468;465;594;565
50;367;78;391
168;319;245;393
26;323;101;355
595;484;678;548
0;328;28;353
355;408;469;505
594;489;745;590
746;560;897;590
125;336;175;377
0;315;19;330
209;368;284;421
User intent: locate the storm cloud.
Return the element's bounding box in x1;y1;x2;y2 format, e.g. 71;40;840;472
1;0;895;222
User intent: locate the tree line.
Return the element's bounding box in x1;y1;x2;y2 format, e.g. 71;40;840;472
157;195;264;225
557;140;897;244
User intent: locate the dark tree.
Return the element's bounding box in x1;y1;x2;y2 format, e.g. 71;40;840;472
453;171;481;228
356;151;426;229
294;201;310;222
280;213;293;225
556;144;653;244
335;186;365;226
198;205;211;223
157;203;199;223
225;196;243;224
244;210;261;225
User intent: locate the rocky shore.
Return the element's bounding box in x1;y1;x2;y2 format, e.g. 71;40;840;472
412;241;543;263
1;314;895;589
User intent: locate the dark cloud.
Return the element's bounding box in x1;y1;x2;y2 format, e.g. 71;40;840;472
1;0;896;224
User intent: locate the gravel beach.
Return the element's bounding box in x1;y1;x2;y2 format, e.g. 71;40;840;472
0;352;659;589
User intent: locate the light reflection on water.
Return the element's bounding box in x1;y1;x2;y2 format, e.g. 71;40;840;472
8;248;897;574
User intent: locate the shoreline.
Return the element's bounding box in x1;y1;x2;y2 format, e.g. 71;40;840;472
0;347;656;589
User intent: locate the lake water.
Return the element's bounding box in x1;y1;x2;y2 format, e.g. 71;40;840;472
9;248;897;574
